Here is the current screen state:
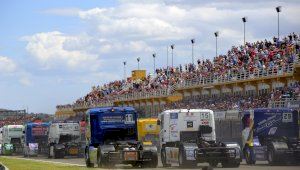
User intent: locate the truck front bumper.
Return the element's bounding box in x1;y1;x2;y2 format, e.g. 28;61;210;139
105;150;154;163
195;147;241;162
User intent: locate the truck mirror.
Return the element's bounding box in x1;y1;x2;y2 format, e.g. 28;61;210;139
199;125;212;134
157;120;161;126
23;131;25;134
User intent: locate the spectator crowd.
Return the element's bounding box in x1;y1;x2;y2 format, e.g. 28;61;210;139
164;81;300;111
57;33;300;112
0;113;54;127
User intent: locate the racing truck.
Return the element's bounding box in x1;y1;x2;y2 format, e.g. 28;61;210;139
1;125;24;155
48;122;81;158
23;122;50;157
242;108;300;165
84;107;158;168
137;118;160;148
158;109;241;168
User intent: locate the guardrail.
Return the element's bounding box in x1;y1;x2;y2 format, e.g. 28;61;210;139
268;99;300;109
176;63;295;89
115;87;174;102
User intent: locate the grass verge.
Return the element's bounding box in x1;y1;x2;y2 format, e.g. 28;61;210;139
0;157;89;170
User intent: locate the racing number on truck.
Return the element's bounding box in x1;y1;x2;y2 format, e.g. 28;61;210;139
200;113;209;119
125;114;135;124
282;112;293;123
200;112;210;125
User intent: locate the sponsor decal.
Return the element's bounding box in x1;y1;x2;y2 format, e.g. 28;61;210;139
187;121;193;128
170;112;178;119
32;127;48;136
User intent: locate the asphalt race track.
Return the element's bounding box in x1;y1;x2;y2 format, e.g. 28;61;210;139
9;155;300;170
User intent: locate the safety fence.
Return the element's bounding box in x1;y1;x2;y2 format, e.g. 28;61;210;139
176;63;295;89
268;98;300;109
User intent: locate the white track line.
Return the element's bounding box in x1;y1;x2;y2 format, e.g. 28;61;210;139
1;156;84;167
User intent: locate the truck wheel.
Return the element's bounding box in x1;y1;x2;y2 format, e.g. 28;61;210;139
150;152;158;168
97;150;113;168
178;147;197;168
48;146;54;158
267;148;276;165
53;150;58;159
244;146;255;165
141;152;158;168
97;150;103;168
131;163;140;168
209;160;218;167
222;161;240;168
85;150;94;168
161;148;171;167
54;149;64;159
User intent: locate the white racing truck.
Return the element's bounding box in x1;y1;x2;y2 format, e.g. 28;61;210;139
48;122;81;158
1;125;25;155
158;109;242;168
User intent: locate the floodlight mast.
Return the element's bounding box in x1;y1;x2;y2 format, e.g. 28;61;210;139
191;39;195;65
214;31;219;58
276;6;282;41
242;17;247;47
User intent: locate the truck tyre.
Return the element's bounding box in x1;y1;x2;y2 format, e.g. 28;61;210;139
209;160;218;167
53;150;58;159
54;149;64;159
97;149;104;168
161;148;171;167
221;160;240;168
48;146;54;158
85;149;94;168
267;147;276;165
244;146;255;165
178;147;197;168
141;151;158;168
97;148;113;168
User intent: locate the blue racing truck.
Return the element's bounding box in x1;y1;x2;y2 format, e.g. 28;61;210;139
242;108;300;165
23;122;50;157
84;107;158;168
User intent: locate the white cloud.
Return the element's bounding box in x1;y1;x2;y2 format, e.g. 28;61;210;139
78;5;195;41
25;1;300;75
0;56;16;74
19;76;31;86
22;31;101;71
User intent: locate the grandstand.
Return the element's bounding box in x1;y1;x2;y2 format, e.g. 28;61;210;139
55;33;300;119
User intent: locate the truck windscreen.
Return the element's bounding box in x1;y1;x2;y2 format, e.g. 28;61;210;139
32;127;48;136
59;134;79;143
90;112;137;144
102;128;136;143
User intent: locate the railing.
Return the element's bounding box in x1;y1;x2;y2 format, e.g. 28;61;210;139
268;98;300;109
115;88;172;101
176;63;295;89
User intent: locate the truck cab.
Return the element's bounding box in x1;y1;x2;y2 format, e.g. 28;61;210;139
48;122;81;158
137;118;159;147
242;108;300;165
23;122;50;157
85;107;158;168
1;125;25;155
159;109;241;168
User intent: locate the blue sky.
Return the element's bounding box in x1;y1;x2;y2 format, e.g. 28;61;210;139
0;0;299;114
